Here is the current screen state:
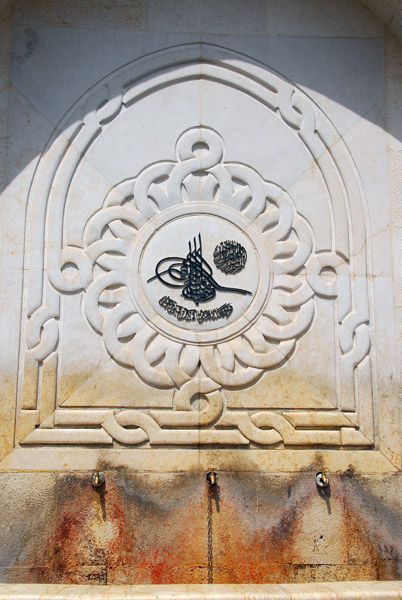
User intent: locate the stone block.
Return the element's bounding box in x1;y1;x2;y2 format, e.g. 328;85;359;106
0;474;57;569
148;0;265;34
256;475;348;566
343;473;402;579
362;0;402;26
265;0;383;37
0;567;55;584
284;563;378;583
209;472;258;568
121;473;207;569
211;564;292;585
54;473;124;571
12;0;147;30
125;565;208;585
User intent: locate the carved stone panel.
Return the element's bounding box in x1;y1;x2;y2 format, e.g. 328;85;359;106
7;42;395;471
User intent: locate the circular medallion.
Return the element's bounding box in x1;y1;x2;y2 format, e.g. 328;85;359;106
128;203;272;345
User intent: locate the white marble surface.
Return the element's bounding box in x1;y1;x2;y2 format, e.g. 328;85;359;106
0;2;399;473
0;582;402;600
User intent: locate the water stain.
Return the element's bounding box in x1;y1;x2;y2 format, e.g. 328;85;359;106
0;472;401;584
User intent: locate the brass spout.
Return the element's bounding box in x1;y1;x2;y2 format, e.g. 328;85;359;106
315;472;329;488
207;471;217;487
91;472;105;489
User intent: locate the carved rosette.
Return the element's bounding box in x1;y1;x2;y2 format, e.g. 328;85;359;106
79;126;315;392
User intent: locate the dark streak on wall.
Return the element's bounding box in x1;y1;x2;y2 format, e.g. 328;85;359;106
0;472;401;584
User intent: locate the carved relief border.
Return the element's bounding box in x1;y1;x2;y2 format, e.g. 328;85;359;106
15;43;376;458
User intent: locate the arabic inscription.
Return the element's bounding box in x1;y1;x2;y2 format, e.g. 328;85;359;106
148;233;252;306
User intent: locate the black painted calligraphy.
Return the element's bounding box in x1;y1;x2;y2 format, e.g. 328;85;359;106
159;296;233;324
213;240;247;274
147;233;252;306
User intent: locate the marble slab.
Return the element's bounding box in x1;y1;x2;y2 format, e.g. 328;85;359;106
0;18;399;474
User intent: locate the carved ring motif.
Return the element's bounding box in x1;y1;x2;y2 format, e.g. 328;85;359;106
81;126;313;383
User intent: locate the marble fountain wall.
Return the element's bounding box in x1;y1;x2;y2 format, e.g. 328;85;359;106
0;0;402;587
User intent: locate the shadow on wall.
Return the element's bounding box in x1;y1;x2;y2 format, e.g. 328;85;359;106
2;0;401;195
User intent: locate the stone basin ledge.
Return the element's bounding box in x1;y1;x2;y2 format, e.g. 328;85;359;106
0;583;401;600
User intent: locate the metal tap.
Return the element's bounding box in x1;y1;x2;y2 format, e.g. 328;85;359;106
91;472;105;489
207;471;217;487
316;472;329;488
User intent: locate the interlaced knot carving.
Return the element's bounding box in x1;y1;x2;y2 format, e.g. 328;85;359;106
20;46;372;451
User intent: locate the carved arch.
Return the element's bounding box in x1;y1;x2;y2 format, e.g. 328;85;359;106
17;43;374;450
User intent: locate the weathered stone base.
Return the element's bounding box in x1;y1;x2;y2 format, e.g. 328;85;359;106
0;472;401;585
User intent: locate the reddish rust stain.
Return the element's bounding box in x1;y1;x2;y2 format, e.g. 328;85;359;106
149;562;175;584
3;473;401;585
122;479;207;572
52;475;124;581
